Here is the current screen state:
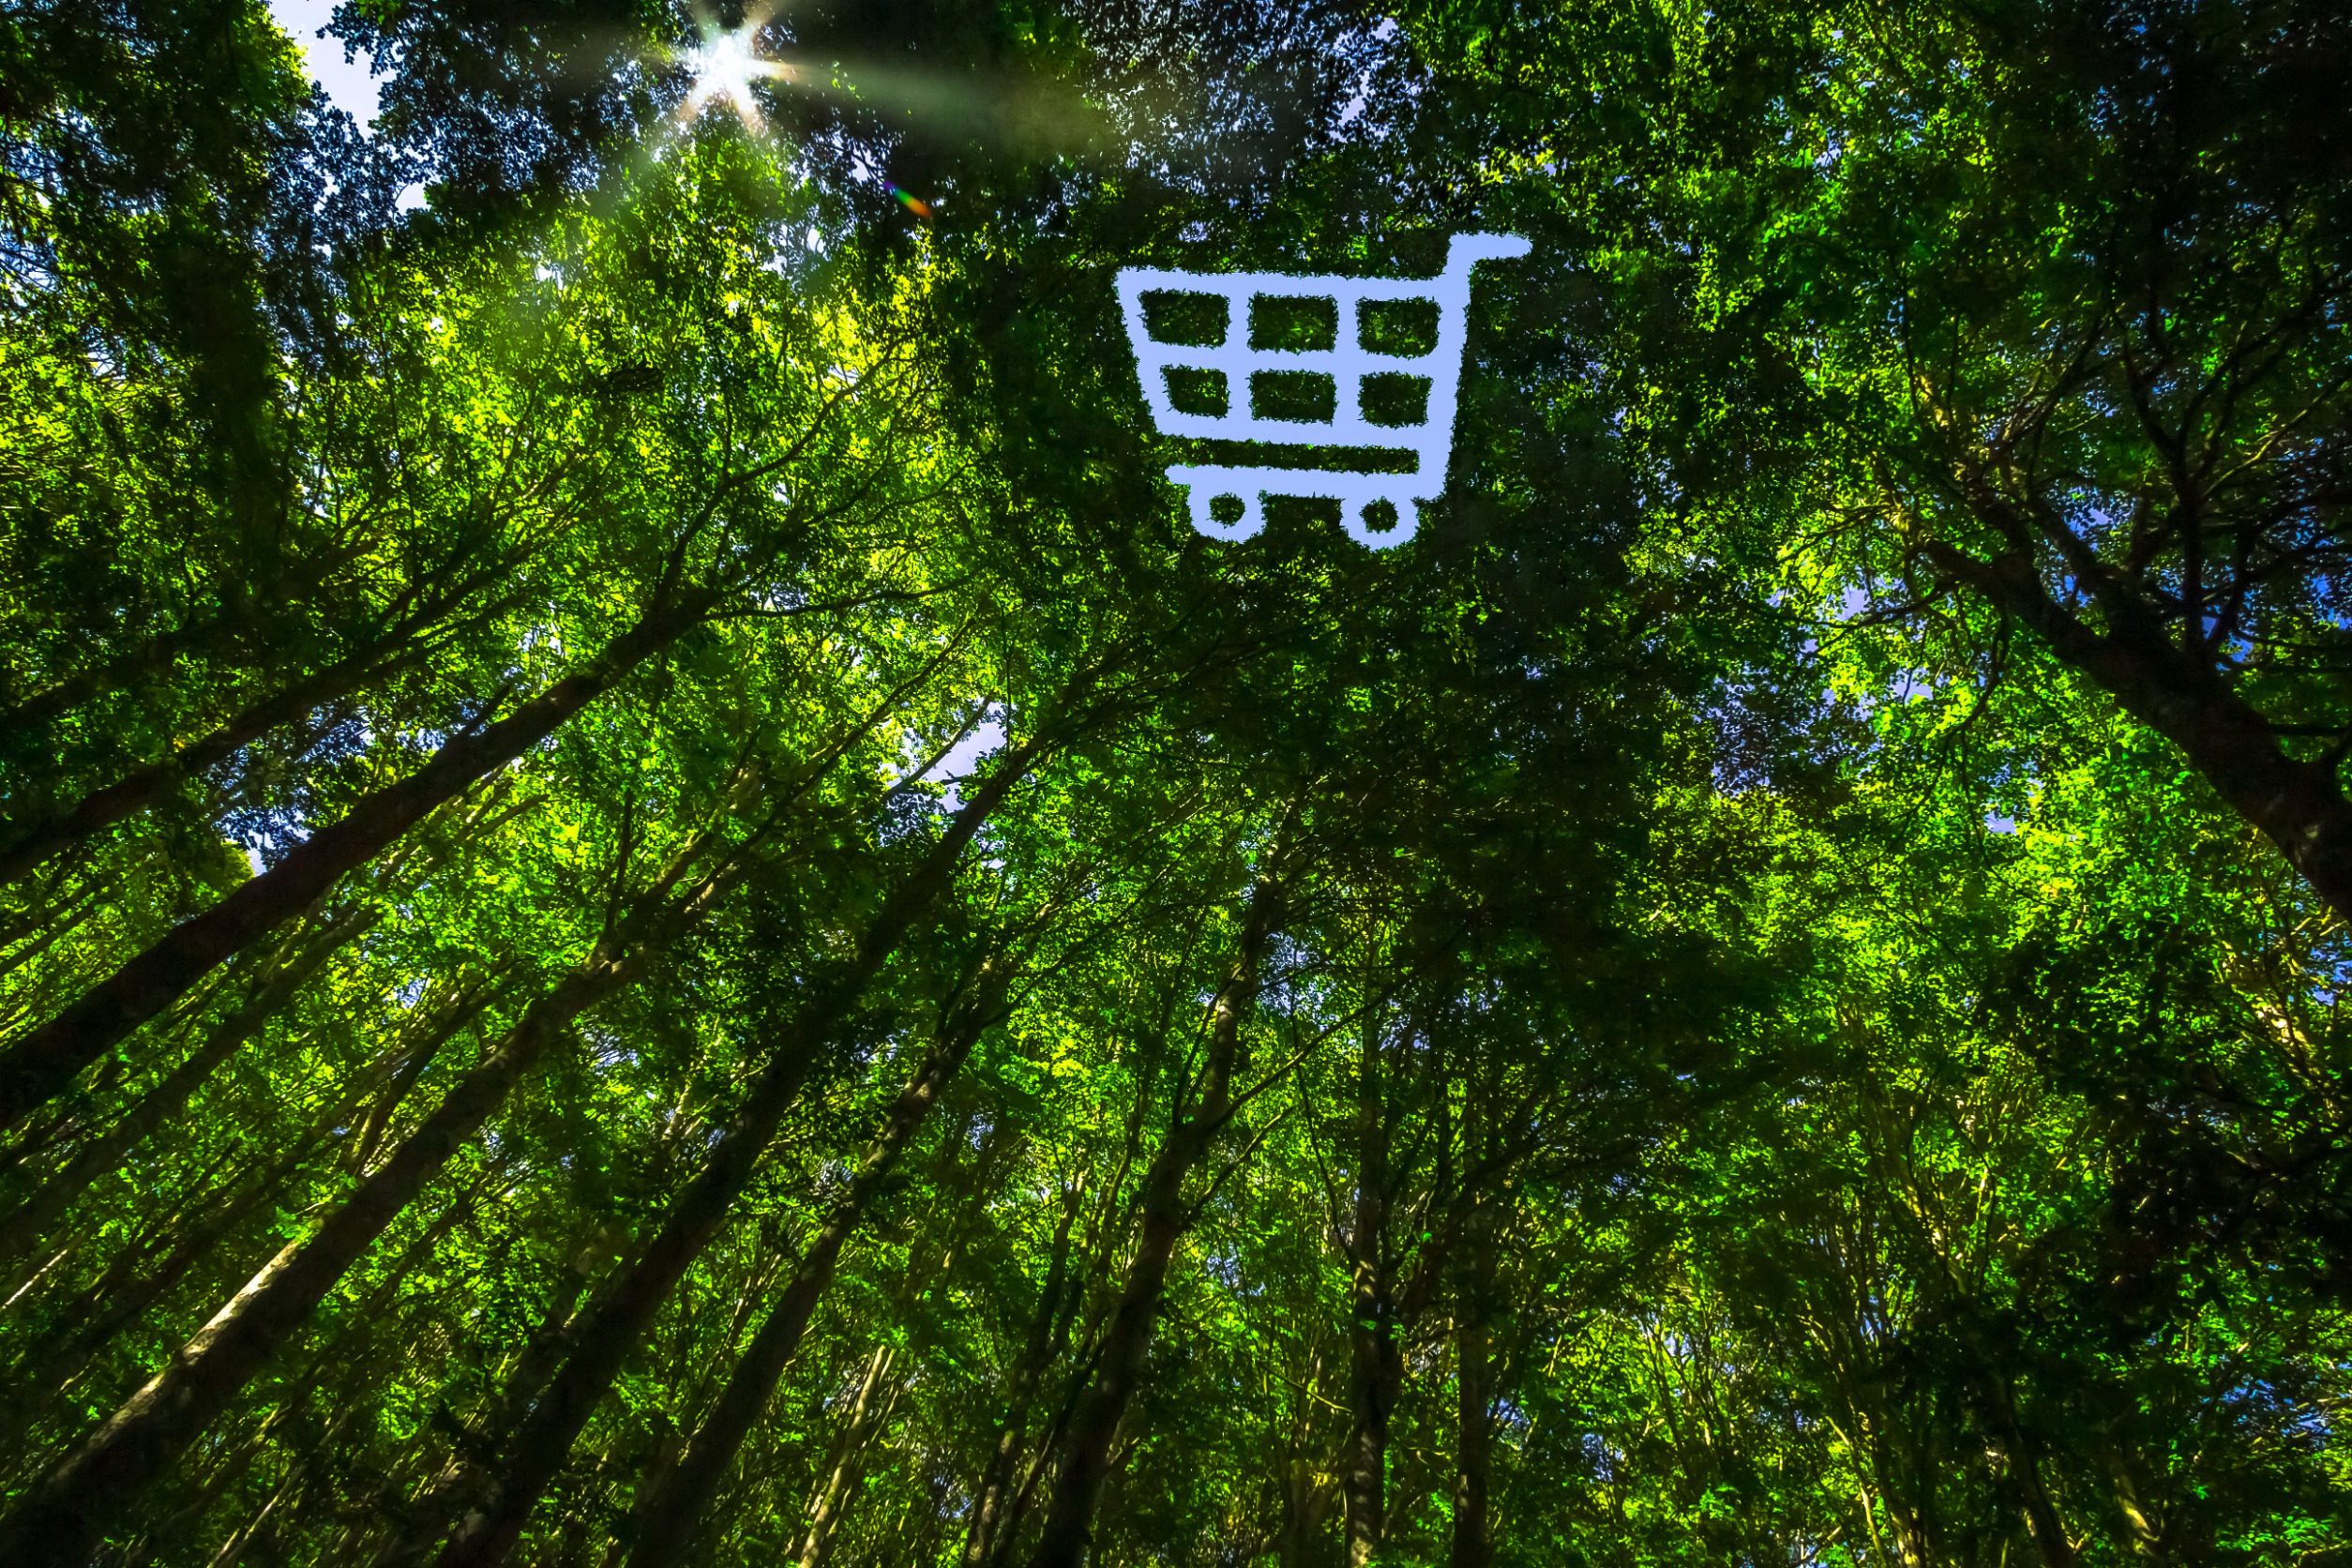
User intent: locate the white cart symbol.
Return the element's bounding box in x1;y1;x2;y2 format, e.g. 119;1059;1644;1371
1117;234;1530;549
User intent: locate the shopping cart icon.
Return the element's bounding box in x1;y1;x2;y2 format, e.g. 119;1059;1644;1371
1117;234;1530;549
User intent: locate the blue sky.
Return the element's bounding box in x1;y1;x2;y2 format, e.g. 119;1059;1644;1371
266;0;384;123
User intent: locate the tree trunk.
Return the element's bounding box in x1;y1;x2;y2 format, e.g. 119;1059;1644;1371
29;1043;414;1410
0;835;745;1566
0;905;380;1265
1974;1367;2076;1568
0;526;544;885
375;1260;600;1567
1449;1197;1493;1568
13;994;443;1410
1023;875;1279;1568
962;1174;1088;1568
434;743;1045;1567
626;981;1004;1567
1342;1010;1396;1568
1923;537;2352;922
793;1343;899;1568
0;640;419;887
0;590;710;1129
0;605;244;747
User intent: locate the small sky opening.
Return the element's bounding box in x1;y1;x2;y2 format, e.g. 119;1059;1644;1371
267;0;384;123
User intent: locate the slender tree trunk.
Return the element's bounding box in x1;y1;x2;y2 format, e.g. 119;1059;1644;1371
434;744;1045;1567
0;526;542;882
15;987;492;1427
1449;1196;1493;1568
1975;1369;2076;1568
1023;875;1279;1568
199;1403;357;1568
0;906;380;1264
626;981;1004;1567
793;1343;899;1568
962;1174;1088;1568
0;835;746;1566
0;590;711;1129
376;1261;600;1567
1342;1009;1395;1568
1922;535;2352;922
0;640;421;886
146;1179;491;1562
0;604;273;822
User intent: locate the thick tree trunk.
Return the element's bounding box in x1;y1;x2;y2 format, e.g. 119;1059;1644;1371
0;838;744;1566
0;906;379;1264
0;591;709;1129
1024;876;1279;1568
434;745;1044;1567
626;984;1003;1567
962;1174;1089;1568
1923;538;2352;922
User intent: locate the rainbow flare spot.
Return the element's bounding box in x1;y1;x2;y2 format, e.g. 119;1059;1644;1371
885;182;933;220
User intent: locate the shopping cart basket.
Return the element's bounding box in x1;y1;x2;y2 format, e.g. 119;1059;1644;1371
1117;233;1530;548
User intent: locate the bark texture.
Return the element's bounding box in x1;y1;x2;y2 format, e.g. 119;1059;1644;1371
433;742;1043;1566
625;986;1002;1568
0;592;707;1128
1023;875;1279;1568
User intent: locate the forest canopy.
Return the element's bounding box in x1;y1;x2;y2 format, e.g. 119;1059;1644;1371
1;1;2349;1563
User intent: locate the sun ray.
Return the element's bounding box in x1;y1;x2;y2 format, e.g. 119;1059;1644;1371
677;16;791;131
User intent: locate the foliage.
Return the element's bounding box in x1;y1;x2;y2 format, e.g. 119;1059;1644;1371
0;1;2346;1564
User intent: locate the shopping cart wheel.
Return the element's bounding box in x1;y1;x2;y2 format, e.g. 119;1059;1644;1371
1346;499;1415;551
1186;484;1263;543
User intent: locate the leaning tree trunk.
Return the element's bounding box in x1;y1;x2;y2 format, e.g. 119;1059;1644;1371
0;529;543;885
961;1173;1089;1568
625;977;1006;1567
434;742;1046;1567
1023;875;1279;1568
0;905;380;1265
0;588;713;1129
1922;533;2352;923
16;1008;470;1410
0;604;244;748
0;638;416;887
0;829;747;1566
793;1342;900;1568
374;1257;601;1566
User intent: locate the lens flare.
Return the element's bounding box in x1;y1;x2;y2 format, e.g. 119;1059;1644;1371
884;182;934;220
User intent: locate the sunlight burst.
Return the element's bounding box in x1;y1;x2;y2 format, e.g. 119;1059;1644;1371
679;23;789;130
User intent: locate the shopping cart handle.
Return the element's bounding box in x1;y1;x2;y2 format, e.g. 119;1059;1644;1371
1447;234;1533;268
